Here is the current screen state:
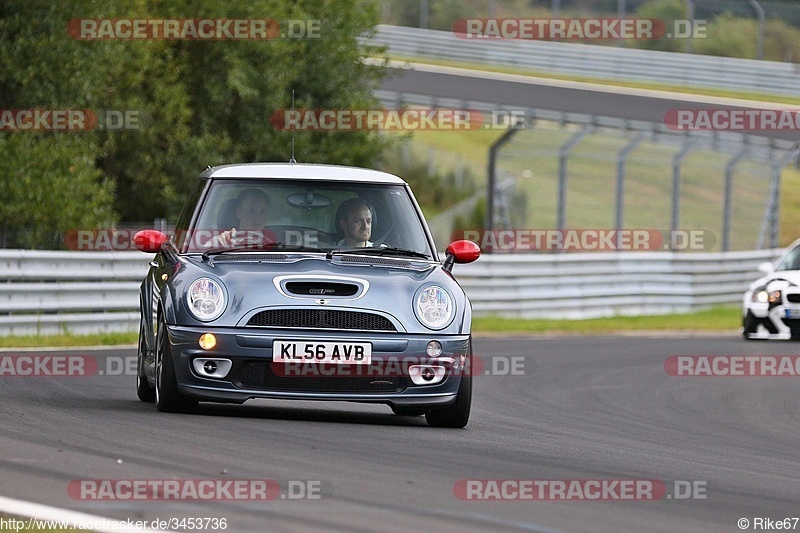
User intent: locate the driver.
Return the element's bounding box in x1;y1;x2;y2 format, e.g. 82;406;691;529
337;198;374;248
209;188;270;248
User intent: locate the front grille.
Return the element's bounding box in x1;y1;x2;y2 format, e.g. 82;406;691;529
235;361;406;393
247;309;396;331
786;293;800;303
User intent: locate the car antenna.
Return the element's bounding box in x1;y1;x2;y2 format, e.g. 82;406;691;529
289;89;297;165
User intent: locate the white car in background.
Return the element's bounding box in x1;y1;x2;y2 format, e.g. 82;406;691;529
743;238;800;340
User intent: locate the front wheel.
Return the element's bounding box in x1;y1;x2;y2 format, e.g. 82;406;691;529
154;318;197;413
425;373;472;428
136;320;155;402
742;310;763;341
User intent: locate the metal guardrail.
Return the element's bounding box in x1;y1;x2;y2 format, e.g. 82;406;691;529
0;251;146;336
0;249;779;335
367;25;800;97
456;249;779;318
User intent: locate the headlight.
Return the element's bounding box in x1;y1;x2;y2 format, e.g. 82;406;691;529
752;289;781;304
187;278;226;321
414;285;454;330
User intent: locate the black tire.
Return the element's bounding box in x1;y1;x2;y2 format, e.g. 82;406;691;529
742;311;761;341
154;317;198;413
425;373;472;428
391;406;427;417
136;320;155;402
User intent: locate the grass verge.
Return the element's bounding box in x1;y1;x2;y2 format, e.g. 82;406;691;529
0;308;740;348
473;306;741;335
0;331;137;349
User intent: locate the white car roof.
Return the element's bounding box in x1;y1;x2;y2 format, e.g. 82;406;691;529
203;163;406;185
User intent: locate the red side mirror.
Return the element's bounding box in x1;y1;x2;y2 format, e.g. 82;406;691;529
134;230;168;253
445;240;481;265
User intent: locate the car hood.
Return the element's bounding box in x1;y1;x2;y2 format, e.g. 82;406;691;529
748;269;800;291
170;254;469;334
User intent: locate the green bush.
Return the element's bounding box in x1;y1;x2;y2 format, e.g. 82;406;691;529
0;134;116;248
633;0;689;52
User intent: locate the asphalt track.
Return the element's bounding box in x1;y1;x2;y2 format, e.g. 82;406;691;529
379;64;800;142
2;336;800;532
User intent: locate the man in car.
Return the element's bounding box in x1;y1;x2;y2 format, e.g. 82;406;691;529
337;198;374;247
208;188;270;248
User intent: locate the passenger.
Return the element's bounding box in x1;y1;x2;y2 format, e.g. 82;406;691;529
337;198;374;247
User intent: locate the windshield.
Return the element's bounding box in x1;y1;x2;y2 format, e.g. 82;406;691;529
776;244;800;271
180;179;434;258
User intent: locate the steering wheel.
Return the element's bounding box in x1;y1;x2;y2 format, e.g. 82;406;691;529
232;230;269;247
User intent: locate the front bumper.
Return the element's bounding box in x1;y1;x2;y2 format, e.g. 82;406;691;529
167;325;470;407
743;297;800;340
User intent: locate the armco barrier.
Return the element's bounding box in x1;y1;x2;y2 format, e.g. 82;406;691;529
0;249;779;335
455;249;779;319
0;250;146;336
366;25;800;97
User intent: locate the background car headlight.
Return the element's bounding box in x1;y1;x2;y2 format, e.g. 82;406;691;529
414;286;454;330
752;288;781;304
187;278;226;321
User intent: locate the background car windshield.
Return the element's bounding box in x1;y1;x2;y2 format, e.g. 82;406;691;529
776;245;800;271
184;179;433;256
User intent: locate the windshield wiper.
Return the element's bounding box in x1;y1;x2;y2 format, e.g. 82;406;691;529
327;247;431;260
202;245;263;262
265;243;323;253
201;243;322;262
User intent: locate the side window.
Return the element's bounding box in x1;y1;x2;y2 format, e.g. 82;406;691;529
173;178;207;251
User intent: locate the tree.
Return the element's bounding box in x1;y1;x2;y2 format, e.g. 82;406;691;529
0;0;388;241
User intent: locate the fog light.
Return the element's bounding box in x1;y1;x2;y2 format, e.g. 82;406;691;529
426;340;443;357
192;358;232;379
199;333;217;350
408;365;446;385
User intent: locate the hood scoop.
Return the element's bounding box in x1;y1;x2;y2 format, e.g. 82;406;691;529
274;275;369;300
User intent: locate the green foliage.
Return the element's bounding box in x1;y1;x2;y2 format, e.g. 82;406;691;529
378;140;477;212
0;135;116;248
693;12;757;59
0;0;388;241
634;0;688;52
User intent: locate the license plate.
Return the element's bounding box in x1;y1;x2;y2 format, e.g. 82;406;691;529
272;341;372;364
785;309;800;319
